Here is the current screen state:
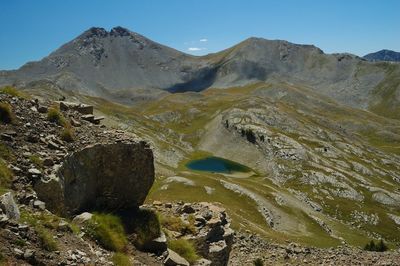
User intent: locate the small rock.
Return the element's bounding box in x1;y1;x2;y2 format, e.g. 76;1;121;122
0;192;20;220
14;248;24;258
164;249;190;266
72;212;93;224
38;106;48;113
33;200;46;210
28;168;42;176
23;249;35;260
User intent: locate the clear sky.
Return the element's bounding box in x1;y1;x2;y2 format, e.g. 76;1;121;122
1;0;399;70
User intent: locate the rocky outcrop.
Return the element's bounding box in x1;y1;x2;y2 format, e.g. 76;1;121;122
149;202;234;266
35;141;154;216
0;192;20;220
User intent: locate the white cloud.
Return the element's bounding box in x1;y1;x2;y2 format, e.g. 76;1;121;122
199;38;208;42
188;47;206;51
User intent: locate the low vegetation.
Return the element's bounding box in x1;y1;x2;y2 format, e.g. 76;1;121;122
129;209;161;249
168;239;198;263
0;86;27;98
160;215;196;236
0;102;14;124
29;155;43;169
36;226;58;251
0;160;13;188
111;252;131;266
364;239;388;252
85;213;128;252
47;106;66;126
60;124;75;142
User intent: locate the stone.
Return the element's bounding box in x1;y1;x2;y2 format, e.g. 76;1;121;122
164;249;190;266
58;220;72;232
72;212;93;224
47;140;60;150
208;240;230;266
37;106;48;113
70;117;81;127
181;203;195;214
28;168;42;176
33;200;46;210
194;258;212;266
0;133;13;141
81;114;95;122
142;231;167;253
43;158;54;167
34;142;154;216
23;249;35;260
0;192;20;220
14;248;24;258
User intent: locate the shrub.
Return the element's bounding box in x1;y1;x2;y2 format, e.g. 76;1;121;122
160;215;196;236
254;258;264;266
29;155;43;169
47;107;66;126
168;239;198;263
364;239;388;252
86;213;128;252
0;160;12;187
0;102;14;124
129;209;161;248
36;226;58;251
60;125;74;142
112;252;131;266
0;86;27;98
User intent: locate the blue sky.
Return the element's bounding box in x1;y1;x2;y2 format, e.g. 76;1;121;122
0;0;399;70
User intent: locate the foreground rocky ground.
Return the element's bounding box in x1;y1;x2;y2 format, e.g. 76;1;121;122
2;91;400;265
230;232;400;265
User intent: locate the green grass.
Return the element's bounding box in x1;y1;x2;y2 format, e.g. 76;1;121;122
0;102;14;124
36;226;58;251
47;106;66;126
127;208;161;249
0;86;28;98
0;160;12;188
160;215;196;236
29;155;43;169
60;125;75;142
85;213;128;252
168;239;199;263
111;253;131;266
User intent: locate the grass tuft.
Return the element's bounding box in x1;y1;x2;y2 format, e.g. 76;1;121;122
36;226;58;251
168;239;198;263
111;252;131;266
85;213;128;252
29;155;43;169
0;102;14;124
160;215;196;235
364;239;388;252
47;106;66;126
129;209;161;249
0;160;12;188
60;124;75;142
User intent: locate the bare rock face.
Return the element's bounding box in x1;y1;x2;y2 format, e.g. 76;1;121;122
35;142;154;216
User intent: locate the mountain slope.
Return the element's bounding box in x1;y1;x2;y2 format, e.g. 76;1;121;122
364;49;400;62
0;26;400;118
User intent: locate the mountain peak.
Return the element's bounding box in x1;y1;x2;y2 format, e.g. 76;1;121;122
81;27;108;38
363;49;400;62
110;26;131;37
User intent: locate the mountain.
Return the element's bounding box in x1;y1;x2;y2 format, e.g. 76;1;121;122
364;49;400;62
1;26;400;119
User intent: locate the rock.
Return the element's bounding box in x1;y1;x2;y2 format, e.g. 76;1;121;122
1;133;13;141
28;168;41;176
70;117;81;127
33;200;46;210
164;249;190;266
181;203;195;214
58;220;72;232
47;140;60;150
43;158;54;167
23;249;35;260
0;192;20;220
14;248;24;258
208;240;230;266
194;258;212;266
142;231;168;253
37;106;48;113
72;212;93;224
34;142;154;216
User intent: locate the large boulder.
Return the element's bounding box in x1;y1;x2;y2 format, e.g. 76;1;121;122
34;142;154;216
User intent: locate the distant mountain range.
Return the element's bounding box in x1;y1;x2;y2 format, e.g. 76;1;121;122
0;26;399;118
363;49;400;62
